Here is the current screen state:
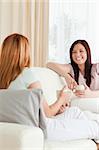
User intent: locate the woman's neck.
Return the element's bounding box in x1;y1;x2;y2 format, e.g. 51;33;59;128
78;64;85;76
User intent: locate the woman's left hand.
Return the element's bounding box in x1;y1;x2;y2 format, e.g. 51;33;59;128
75;86;92;98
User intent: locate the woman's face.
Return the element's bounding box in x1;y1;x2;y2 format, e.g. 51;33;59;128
72;43;87;65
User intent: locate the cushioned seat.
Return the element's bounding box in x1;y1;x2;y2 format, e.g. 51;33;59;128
0;67;98;150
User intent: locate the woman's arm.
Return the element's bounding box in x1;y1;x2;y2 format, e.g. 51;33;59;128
75;86;99;98
28;80;69;117
47;62;71;77
91;90;99;97
43;91;69;117
85;89;99;98
47;62;77;90
28;81;41;89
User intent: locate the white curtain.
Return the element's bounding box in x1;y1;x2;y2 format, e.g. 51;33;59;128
0;1;29;42
0;0;49;67
30;0;49;67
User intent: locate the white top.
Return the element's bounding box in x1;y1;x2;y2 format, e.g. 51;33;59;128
8;67;38;89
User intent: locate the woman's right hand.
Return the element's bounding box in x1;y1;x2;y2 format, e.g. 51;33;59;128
57;89;70;115
58;86;70;105
65;74;78;90
57;103;69;114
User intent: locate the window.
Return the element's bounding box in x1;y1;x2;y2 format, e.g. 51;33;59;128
48;0;99;63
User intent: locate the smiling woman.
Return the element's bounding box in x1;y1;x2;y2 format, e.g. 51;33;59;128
69;40;92;87
47;39;99;98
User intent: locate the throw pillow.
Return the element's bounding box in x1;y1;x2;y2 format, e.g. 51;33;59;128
0;89;46;129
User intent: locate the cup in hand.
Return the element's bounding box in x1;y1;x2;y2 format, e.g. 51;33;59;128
56;88;73;101
75;84;85;92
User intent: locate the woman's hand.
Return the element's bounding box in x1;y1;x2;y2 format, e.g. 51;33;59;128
57;102;70;114
75;90;85;97
56;86;71;114
65;74;78;90
75;85;92;98
43;86;72;117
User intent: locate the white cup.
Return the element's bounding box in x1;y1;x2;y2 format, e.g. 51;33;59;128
56;89;73;101
75;84;85;92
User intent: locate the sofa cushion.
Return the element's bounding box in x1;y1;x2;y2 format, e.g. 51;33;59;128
0;89;46;129
0;123;44;150
0;122;96;150
45;139;97;150
31;67;65;104
71;97;99;113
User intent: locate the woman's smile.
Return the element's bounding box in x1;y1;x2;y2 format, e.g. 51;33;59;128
72;43;87;65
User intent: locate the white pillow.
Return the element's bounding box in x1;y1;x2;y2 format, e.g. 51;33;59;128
71;97;99;113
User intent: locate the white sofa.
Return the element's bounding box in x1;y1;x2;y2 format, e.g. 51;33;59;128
0;67;98;150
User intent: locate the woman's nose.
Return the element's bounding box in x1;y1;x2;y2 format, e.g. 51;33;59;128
76;52;80;56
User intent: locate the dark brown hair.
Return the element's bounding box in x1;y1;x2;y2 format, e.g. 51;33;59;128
70;40;92;87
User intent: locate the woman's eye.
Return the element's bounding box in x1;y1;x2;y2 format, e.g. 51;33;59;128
80;50;84;53
72;51;76;53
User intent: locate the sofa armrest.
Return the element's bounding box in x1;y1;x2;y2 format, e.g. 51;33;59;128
71;98;99;113
0;123;44;150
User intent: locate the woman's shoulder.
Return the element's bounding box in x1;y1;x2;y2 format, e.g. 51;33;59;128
92;63;99;66
92;63;99;69
22;67;32;73
92;63;99;74
22;67;38;82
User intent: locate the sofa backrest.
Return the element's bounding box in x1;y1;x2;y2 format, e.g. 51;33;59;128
31;67;99;114
31;67;66;104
